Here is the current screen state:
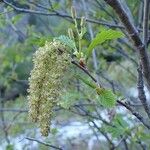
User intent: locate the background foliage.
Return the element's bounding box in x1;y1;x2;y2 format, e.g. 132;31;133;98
0;0;150;150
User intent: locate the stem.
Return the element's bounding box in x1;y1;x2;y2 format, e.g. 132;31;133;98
73;18;81;53
71;60;98;83
82;0;101;86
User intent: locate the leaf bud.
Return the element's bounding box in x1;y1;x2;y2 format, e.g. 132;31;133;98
71;6;77;19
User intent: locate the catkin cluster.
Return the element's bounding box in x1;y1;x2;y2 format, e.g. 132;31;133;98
28;40;70;136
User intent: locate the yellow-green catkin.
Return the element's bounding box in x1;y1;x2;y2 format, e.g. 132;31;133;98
28;40;70;136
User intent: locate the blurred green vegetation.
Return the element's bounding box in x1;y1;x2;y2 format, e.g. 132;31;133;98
0;0;150;150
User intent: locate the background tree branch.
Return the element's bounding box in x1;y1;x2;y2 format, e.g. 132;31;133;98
103;0;150;91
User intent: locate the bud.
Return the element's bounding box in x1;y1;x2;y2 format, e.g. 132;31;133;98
71;6;77;19
73;50;79;56
28;40;70;136
96;87;103;95
80;17;86;27
68;28;74;39
79;57;86;68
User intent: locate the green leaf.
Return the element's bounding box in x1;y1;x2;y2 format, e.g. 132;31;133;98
96;88;116;108
76;75;117;108
86;28;124;58
12;14;22;24
106;126;124;138
104;114;129;138
55;35;76;50
115;114;129;128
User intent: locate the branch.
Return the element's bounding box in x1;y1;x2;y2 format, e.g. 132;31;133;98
117;100;150;129
0;108;28;113
137;139;147;150
73;104;113;126
3;0;149;33
2;0;124;29
72;59;150;129
94;0;118;23
0;101;10;144
4;8;26;42
143;0;150;47
103;0;150;91
25;137;63;150
122;138;129;150
137;64;150;118
90;120;115;149
6;110;22;131
114;135;128;150
71;60;98;83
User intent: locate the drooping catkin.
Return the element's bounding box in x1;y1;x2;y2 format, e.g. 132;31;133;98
28;40;70;136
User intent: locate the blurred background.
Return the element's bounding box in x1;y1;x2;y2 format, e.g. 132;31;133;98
0;0;150;150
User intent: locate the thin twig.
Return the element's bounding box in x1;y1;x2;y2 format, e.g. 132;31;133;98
0;101;10;144
0;108;28;113
0;9;13;15
137;139;147;150
114;135;128;150
6;111;22;131
25;137;63;150
2;0;124;29
90;120;115;149
74;104;113;126
117;100;150;129
122;138;129;150
94;0;118;23
71;60;97;83
4;8;26;42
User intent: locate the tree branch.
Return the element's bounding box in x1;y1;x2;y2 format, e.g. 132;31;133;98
137;64;150;118
103;0;150;91
2;0;124;29
143;0;150;47
117;100;150;129
71;60;98;83
0;108;28;113
25;137;63;150
0;100;10;144
72;57;150;129
72;60;150;129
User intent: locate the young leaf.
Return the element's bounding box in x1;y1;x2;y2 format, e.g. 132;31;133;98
106;126;124;138
55;35;76;50
86;28;124;59
104;115;129;138
96;88;116;108
76;75;116;108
